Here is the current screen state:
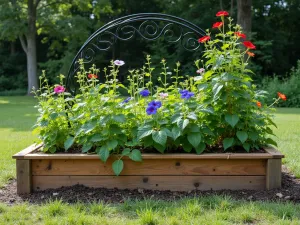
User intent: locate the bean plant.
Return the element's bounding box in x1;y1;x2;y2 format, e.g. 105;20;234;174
33;12;286;175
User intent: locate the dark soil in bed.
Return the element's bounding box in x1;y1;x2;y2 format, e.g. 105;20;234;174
1;166;299;205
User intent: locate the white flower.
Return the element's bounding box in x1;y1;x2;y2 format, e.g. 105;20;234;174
197;68;205;74
194;76;203;81
101;97;109;102
167;72;172;75
114;60;125;66
159;93;168;98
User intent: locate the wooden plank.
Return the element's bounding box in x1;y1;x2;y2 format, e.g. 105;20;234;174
12;143;43;159
32;159;266;176
265;147;284;159
24;152;277;160
266;159;282;190
16;160;32;194
32;175;265;191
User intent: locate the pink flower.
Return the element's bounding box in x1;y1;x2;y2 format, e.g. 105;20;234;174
159;93;168;98
54;85;65;94
114;60;125;66
197;68;205;74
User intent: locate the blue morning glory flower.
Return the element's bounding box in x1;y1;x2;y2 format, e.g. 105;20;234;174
146;106;157;115
148;100;162;109
140;89;150;97
122;97;131;103
179;89;194;99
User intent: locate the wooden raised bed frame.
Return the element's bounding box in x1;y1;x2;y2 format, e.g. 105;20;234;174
13;144;284;194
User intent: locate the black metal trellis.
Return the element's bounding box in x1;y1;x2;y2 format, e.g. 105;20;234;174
65;13;207;94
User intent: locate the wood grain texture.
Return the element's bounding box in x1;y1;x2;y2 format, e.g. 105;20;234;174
16;160;31;194
32;175;265;191
266;159;282;190
31;159;266;176
265;147;285;159
12;143;43;159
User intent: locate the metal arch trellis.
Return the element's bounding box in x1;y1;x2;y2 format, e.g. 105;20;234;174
65;13;207;94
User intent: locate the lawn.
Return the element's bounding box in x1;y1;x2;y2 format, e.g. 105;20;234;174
0;96;300;224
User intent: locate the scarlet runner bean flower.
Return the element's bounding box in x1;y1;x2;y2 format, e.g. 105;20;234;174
54;85;65;94
234;32;246;39
213;22;223;29
256;101;262;108
198;36;210;43
243;41;256;49
247;52;255;57
216;11;229;16
88;74;98;79
277;92;287;101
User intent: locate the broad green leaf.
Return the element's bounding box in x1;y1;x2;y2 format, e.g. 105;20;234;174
82;142;93;153
189;124;200;133
121;148;131;156
171;126;181;140
213;83;223;100
177;119;189;130
40;119;49;127
106;139;118;150
225;114;239;128
187;132;201;148
97;146;109;162
90;133;103;142
153;142;166;153
249;132;259;141
195;142;206;154
171;114;182;124
109;124;122;134
152;130;167;146
143;135;153;147
64;136;74;150
182;139;193;152
266;138;278;147
137;125;153;140
243;143;250;152
187;112;197;120
112;160;124;176
223;138;234;150
112;114;126;123
129;149;142;162
236;131;248;143
49;112;58;120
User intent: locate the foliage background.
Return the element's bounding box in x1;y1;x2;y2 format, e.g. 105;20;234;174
0;0;299;106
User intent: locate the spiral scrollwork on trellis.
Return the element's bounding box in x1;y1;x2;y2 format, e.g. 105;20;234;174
67;13;207;94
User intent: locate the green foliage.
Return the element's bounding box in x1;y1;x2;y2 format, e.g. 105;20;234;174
34;18;284;175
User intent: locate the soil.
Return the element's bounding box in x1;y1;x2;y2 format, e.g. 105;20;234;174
1;166;300;205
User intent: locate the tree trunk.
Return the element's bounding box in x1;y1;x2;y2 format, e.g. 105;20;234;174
26;0;38;95
237;0;252;38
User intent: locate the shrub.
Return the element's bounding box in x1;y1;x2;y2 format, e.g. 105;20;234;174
33;11;286;175
261;61;300;107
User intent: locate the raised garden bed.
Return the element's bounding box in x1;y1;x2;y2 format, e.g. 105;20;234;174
13;144;284;194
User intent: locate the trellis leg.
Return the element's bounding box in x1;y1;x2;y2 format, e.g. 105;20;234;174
266;159;282;190
16;159;32;194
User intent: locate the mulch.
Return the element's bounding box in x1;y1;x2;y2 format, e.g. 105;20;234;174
1;165;300;205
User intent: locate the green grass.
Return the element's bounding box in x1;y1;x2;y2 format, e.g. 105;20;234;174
0;96;300;224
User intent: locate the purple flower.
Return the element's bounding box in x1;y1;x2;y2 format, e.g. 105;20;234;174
179;89;194;99
54;85;65;94
159;93;168;98
197;68;205;74
146;106;157;115
140;89;150;97
114;60;125;66
122;97;131;104
148;100;162;109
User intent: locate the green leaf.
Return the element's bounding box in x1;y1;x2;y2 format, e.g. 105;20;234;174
187;132;201;148
152;130;167;146
137;125;153;140
90;134;103;142
171;126;181;140
153;142;166;153
64;136;74;150
249;132;259;141
266;138;278;147
112;114;126;123
182;139;193;152
112;160;124;176
49;112;58;120
129;149;142;162
40;119;49;127
225;114;239;128
83;120;97;134
236;131;248;143
97;146;110;162
223;138;234;150
195;142;206;154
187;112;197;120
189;124;200;133
243;143;250;152
177;119;189;130
121;148;131;156
213;83;223;100
171;114;182;124
106;139;118;150
109;124;122;134
143;135;153;147
82;142;93;153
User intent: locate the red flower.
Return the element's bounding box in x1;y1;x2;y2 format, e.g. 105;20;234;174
212;22;223;29
243;41;256;49
277;92;287;101
256;101;262;108
247;51;255;57
198;36;210;43
234;32;246;39
216;11;229;17
88;74;98;79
